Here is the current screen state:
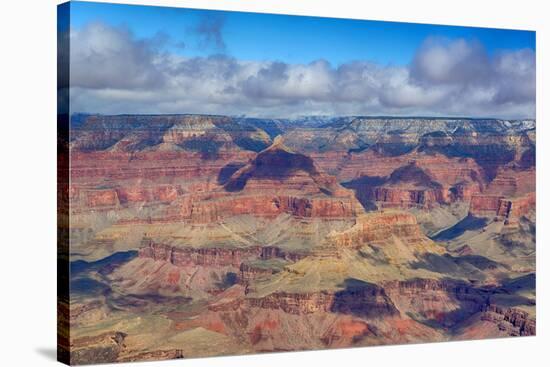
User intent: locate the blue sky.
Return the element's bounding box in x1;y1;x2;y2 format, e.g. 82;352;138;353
70;1;535;66
65;1;536;118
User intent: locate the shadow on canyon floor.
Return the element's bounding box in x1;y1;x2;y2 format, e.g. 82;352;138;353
341;176;384;211
410;253;503;282
224;148;321;192
217;162;246;185
70;250;138;276
330;278;399;318
432;215;488;241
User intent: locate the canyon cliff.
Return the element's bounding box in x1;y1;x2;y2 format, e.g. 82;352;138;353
67;114;536;361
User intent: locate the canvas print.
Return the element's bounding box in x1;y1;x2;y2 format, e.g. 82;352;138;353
57;1;536;365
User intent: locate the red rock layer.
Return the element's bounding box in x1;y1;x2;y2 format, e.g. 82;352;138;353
469;167;535;222
138;242;304;270
69;149;254;213
178;194;357;223
338;151;484;186
469;195;503;215
340;152;485;208
496;193;536;222
246;288;398;316
116;185;181;204
383;279;485;326
78;185;184;209
84;189;120;208
70;150;254;182
370;187;446;209
138;242;261;268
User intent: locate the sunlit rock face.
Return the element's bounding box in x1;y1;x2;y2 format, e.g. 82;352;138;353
66;114;535;362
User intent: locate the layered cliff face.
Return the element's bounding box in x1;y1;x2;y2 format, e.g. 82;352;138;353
344;161;481;209
284;117;533;179
469;166;535;223
246;286;399;316
171;193;357;224
325;211;426;249
341;151;485;210
457;305;536;338
68;114;536;361
69;114;265;217
153;137;362;224
70;332;128;365
69;115;533;221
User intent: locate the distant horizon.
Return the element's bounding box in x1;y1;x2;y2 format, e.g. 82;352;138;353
69;112;536;121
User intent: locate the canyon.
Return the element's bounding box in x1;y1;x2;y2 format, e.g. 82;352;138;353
63;114;536;364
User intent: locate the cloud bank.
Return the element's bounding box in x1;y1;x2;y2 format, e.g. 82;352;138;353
68;23;535;118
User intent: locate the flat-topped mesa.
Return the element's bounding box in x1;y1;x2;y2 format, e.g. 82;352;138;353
326;211;424;249
70;114;266;153
138;241;304;269
469;167;535;222
138;241;262;268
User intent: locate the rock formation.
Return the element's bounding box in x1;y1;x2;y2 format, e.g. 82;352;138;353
469;167;535;223
66;114;536;362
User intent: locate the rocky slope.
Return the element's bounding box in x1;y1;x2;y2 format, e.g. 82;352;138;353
66;114;536;363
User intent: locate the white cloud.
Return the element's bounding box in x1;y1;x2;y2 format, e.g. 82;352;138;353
70;22;166;89
68;23;535;119
411;38;490;85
